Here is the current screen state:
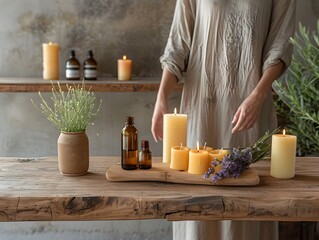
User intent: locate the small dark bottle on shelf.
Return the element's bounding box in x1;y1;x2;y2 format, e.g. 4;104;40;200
83;50;97;80
121;116;138;170
139;140;152;169
65;50;80;80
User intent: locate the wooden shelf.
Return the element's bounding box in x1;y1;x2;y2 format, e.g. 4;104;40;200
0;77;182;92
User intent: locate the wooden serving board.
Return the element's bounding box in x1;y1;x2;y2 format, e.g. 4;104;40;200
106;162;260;186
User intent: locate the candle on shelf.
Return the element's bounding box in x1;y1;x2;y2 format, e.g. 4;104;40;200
270;129;297;179
209;149;229;173
170;144;190;171
163;108;187;163
188;141;210;175
42;42;59;80
117;55;132;81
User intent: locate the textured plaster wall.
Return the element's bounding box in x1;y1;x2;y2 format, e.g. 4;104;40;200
0;0;178;158
0;0;177;239
0;0;318;239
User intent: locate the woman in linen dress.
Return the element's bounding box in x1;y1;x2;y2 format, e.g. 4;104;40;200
152;0;296;239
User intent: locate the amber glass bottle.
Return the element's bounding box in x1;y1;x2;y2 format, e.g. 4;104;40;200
65;50;80;80
121;116;138;170
83;50;97;80
139;140;152;169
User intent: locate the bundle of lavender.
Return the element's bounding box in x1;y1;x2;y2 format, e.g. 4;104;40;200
204;128;279;183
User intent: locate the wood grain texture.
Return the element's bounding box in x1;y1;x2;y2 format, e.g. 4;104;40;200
0;77;182;92
0;156;318;222
106;162;260;186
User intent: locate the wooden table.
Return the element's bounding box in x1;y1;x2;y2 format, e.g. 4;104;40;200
0;156;318;222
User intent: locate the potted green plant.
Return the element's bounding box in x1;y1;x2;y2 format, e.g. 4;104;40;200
274;21;319;157
32;82;101;176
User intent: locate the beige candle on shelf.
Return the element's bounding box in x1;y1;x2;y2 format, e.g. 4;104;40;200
270;129;297;179
170;144;190;171
163;108;187;163
188;141;210;175
118;55;132;81
42;42;59;80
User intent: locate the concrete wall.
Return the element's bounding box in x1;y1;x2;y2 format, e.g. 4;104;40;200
0;0;318;239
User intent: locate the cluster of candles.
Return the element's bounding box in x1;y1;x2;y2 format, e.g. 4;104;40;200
170;142;229;175
164;108;297;179
163;108;228;175
42;42;132;81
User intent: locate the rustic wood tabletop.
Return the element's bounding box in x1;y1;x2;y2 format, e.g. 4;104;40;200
0;156;318;222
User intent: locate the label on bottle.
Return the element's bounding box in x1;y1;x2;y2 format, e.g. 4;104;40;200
66;69;80;79
84;65;97;79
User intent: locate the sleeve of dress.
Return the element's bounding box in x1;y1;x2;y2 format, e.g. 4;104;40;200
262;0;296;74
160;0;195;82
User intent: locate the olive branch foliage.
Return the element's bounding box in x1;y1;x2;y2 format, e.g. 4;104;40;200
274;21;319;156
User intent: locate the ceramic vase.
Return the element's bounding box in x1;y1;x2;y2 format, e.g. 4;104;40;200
57;131;89;176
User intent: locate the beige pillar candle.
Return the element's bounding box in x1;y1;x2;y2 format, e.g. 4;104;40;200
170;145;190;171
199;146;213;152
270;130;297;179
188;149;210;175
42;42;59;80
187;141;209;174
118;55;132;80
209;149;229;173
163;108;187;163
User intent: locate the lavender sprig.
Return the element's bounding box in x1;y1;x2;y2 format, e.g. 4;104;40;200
204;128;279;183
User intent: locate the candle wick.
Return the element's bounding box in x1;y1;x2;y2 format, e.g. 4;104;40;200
203;142;207;150
219;148;223;154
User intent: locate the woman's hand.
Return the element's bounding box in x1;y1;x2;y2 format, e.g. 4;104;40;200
151;96;168;142
232;61;285;133
231;93;264;133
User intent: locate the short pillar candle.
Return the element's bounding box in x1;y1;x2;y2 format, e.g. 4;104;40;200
270;130;297;179
170;145;190;171
118;55;132;81
188;145;209;175
42;42;59;80
209;149;229;173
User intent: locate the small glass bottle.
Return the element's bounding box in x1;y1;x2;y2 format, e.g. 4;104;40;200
121;116;138;170
83;50;97;80
139;140;152;169
65;50;80;80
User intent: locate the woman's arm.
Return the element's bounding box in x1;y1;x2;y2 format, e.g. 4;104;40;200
151;68;178;142
232;61;284;133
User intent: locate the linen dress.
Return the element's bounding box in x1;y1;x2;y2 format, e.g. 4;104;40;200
160;0;296;239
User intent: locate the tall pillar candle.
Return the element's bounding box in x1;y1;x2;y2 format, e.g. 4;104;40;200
42;42;59;80
270;130;297;179
118;55;132;80
163;108;187;163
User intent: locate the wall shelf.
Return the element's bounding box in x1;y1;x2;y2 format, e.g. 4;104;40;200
0;77;182;92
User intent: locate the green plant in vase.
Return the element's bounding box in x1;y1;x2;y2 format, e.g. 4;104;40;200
274;21;319;156
32;81;102;176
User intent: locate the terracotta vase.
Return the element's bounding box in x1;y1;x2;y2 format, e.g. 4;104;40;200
57;131;89;176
